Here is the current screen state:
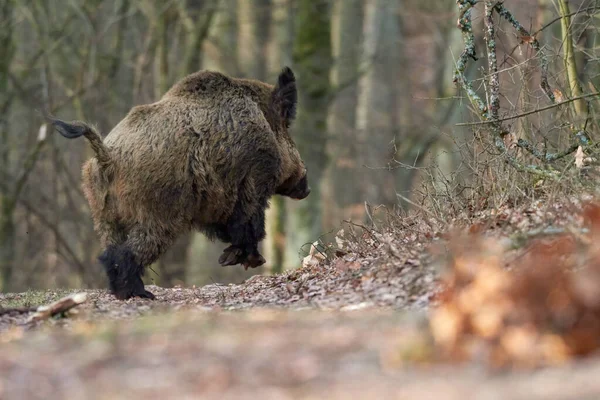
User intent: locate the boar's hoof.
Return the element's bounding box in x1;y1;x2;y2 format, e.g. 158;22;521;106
113;288;156;301
219;245;245;266
138;290;156;300
113;279;156;300
219;245;266;269
243;253;266;270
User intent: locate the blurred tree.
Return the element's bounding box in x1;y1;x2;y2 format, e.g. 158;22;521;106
179;0;217;79
356;0;401;210
324;0;365;227
0;0;16;290
265;0;295;274
285;0;332;267
204;0;239;74
238;0;272;79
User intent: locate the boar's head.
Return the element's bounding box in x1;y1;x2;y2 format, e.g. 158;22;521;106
270;67;310;200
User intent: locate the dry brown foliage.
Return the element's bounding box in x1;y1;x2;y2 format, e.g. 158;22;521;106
430;203;600;369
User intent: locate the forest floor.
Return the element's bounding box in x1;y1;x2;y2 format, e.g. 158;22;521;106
2;198;600;399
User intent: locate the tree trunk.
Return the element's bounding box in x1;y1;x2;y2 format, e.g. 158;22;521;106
325;0;364;226
0;203;16;291
356;0;400;212
0;0;15;291
155;5;171;99
203;0;239;74
264;0;294;274
238;0;272;79
285;0;332;268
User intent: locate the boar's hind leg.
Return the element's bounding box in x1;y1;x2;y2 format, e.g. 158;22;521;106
99;224;173;300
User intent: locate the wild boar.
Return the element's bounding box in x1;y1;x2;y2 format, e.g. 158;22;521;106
48;67;310;300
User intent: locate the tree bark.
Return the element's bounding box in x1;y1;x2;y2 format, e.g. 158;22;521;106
203;0;239;74
264;0;294;274
285;0;332;268
0;0;14;291
238;0;272;79
325;0;364;227
356;0;401;211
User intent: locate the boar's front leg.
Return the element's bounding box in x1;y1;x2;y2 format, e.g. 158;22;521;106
219;203;267;270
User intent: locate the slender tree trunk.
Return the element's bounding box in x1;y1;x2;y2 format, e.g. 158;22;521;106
285;0;332;268
0;0;14;290
558;0;588;126
325;0;364;226
203;0;239;74
155;6;171;99
356;0;400;212
180;0;217;77
265;0;294;274
0;203;16;291
238;0;272;79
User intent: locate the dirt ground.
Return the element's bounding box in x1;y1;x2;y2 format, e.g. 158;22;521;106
2;303;600;400
2;202;600;399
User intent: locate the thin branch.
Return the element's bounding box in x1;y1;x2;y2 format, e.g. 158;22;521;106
0;180;87;276
534;5;600;36
484;1;500;122
28;292;87;323
494;2;555;102
453;1;567;181
453;0;487;116
516;139;579;163
455;92;600;126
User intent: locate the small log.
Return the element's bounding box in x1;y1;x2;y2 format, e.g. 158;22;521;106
27;292;88;323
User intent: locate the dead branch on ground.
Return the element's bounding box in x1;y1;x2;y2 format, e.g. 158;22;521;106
27;292;88;323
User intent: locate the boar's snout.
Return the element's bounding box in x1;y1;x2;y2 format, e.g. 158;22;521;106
276;171;310;200
287;174;310;200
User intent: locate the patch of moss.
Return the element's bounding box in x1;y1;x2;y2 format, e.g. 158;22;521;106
1;289;74;309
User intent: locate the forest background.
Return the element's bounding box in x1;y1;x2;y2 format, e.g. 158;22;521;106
1;0;597;291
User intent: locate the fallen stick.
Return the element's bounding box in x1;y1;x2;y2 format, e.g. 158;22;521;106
27;292;88;323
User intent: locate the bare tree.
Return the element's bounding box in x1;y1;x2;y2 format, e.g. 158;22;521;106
355;0;401;210
324;0;365;227
264;0;295;274
284;0;332;267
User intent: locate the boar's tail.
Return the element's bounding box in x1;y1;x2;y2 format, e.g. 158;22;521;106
46;116;112;169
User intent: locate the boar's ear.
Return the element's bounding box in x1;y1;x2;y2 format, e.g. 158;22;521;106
272;66;297;127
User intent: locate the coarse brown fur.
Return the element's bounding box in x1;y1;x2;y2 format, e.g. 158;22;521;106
48;67;310;300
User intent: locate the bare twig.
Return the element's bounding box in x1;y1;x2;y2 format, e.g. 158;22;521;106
493;3;555;102
534;5;600;36
454;0;487;116
27;292;88;323
484;1;501;129
509;227;589;250
342;219;381;244
455;92;600;126
395;193;445;224
0;180;87;275
516;139;580;163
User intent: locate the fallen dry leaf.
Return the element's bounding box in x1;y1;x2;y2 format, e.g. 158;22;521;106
575;146;584;169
